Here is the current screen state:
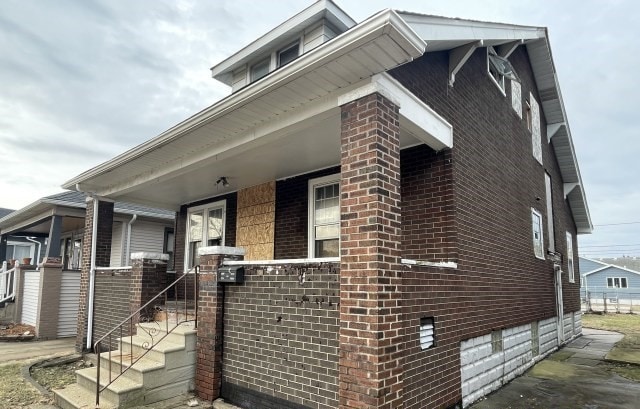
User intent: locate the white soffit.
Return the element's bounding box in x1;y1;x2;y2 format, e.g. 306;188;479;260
396;12;545;52
338;73;452;151
62;9;426;205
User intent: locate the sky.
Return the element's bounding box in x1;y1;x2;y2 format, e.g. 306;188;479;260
0;0;638;258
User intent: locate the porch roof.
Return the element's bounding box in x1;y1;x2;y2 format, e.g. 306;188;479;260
0;191;174;235
62;10;436;209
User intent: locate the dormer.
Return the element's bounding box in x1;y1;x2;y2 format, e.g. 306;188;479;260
210;0;356;93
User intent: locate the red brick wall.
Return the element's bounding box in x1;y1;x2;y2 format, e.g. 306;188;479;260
274;166;340;259
93;268;133;350
390;47;581;408
400;146;457;261
339;93;404;409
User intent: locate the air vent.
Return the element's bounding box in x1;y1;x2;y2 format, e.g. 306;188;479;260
420;317;435;350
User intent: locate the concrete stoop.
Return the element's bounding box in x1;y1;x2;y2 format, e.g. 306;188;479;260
54;322;197;409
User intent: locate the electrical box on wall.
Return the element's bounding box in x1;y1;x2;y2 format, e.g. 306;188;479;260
217;266;245;283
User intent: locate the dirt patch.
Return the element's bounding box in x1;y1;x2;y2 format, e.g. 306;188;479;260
30;359;87;391
0;323;35;337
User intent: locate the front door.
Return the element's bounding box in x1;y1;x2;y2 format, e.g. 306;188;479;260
555;268;564;344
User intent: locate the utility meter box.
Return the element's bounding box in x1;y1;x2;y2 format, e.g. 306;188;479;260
217;266;244;283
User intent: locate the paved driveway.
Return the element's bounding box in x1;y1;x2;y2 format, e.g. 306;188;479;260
0;338;75;364
471;328;640;409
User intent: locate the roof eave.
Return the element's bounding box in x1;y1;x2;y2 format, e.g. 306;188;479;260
62;9;426;193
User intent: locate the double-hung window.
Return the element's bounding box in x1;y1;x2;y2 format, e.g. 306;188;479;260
566;232;575;283
531;208;544;259
309;175;340;258
186;201;225;269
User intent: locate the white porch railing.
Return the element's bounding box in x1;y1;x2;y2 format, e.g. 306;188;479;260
0;261;17;304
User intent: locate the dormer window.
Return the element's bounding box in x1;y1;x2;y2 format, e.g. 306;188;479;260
278;42;300;67
250;58;270;82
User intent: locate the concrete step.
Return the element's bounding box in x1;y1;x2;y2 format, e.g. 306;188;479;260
119;335;190;368
135;321;197;350
76;366;145;407
54;382;117;409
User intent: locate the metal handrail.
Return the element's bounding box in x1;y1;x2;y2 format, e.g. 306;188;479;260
0;261;17;304
94;266;199;406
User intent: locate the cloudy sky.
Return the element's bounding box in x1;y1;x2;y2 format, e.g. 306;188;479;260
1;0;638;257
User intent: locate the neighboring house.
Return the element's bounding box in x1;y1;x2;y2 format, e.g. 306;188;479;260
600;256;640;272
0;191;175;338
579;256;640;304
59;1;591;408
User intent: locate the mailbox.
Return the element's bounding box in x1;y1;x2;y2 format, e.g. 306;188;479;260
217;266;245;283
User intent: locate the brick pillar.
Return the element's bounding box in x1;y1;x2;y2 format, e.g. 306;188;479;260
129;252;169;319
339;93;404;409
36;257;64;339
76;197;114;352
195;246;245;402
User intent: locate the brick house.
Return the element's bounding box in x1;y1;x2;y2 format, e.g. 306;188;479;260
62;1;592;408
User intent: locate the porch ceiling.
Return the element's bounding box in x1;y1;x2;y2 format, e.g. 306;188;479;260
62;10;431;210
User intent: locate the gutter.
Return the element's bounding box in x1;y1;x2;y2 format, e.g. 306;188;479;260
24;237;42;266
125;214;138;265
86;197;99;351
61;9;426;191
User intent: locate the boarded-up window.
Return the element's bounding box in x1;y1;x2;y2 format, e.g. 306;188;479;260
530;93;542;164
512;80;522;118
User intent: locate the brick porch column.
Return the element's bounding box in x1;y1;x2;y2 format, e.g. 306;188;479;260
195;246;245;402
76;197;114;352
339;93;404;409
36;257;64;339
129;252;169;317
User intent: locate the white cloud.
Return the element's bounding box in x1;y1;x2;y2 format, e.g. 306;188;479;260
0;0;638;257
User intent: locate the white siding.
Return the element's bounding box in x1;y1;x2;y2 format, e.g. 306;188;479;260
303;22;337;52
110;222;124;267
21;270;41;326
128;221;167;263
57;271;80;337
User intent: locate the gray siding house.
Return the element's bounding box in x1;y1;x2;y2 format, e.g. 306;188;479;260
580;257;640;310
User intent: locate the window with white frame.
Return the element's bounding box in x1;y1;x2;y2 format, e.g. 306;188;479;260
250;57;270;82
531;208;544;259
566;232;575;283
309;175;340;258
6;241;35;261
487;47;519;94
606;277;628;289
278;41;299;67
545;173;555;252
186;201;225;269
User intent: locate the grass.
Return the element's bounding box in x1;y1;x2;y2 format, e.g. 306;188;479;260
582;312;640;381
0;363;41;409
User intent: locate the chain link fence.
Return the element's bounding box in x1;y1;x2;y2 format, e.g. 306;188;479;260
581;288;640;313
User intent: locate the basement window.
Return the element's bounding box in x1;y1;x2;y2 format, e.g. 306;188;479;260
419;317;435;350
491;330;503;354
487;47;519;93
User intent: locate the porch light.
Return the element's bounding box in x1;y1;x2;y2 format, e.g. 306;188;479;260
216;177;230;187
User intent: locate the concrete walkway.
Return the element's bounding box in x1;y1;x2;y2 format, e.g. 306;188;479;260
0;338;76;364
471;328;640;409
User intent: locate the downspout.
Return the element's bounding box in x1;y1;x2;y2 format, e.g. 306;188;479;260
126;214;138;265
24;237;42;266
86;194;99;350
